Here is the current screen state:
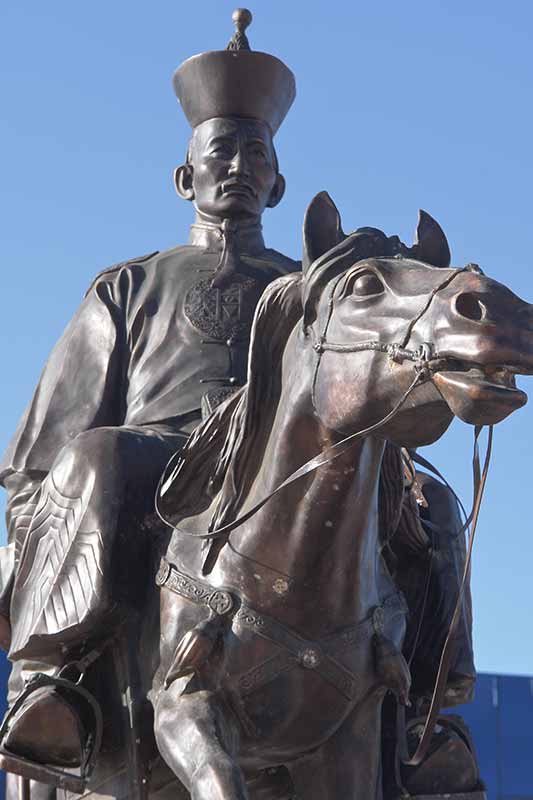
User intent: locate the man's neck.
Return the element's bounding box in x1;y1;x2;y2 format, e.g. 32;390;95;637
188;215;266;255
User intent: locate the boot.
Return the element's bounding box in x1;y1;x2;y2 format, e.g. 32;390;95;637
401;714;482;796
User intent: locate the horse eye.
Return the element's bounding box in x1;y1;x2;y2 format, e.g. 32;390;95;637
351;271;385;297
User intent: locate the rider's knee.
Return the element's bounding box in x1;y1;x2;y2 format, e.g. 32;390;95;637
51;427;131;482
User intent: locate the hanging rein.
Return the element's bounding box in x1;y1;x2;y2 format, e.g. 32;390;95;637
155;264;494;768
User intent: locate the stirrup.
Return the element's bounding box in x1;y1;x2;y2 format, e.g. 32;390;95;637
0;671;103;794
399;714;486;800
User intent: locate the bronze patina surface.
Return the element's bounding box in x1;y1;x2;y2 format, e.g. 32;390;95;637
1;9;530;800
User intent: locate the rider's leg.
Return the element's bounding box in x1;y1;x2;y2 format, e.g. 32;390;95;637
2;425;185;766
154;683;248;800
9;426;183;660
289;689;386;800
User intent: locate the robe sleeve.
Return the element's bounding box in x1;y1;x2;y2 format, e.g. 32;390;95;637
0;275;126;486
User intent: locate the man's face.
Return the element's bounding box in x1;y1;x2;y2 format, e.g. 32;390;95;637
186;117;281;220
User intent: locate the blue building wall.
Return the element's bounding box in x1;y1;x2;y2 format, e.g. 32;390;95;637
454;673;533;800
0;656;530;798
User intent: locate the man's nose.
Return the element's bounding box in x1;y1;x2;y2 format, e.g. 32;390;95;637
228;147;250;177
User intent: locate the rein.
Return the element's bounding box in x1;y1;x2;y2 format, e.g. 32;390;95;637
155;368;427;540
155;263;493;769
398;424;493;767
156;268;467;540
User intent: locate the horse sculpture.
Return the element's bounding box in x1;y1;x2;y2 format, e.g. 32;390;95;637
144;192;533;800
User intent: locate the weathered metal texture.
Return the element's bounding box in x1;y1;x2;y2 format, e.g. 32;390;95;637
1;8;532;800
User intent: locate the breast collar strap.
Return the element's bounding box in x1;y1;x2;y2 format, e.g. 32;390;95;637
156;557;406;703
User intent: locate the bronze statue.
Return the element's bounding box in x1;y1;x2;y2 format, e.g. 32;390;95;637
0;9;530;800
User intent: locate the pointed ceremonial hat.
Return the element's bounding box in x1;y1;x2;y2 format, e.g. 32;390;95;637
173;9;296;135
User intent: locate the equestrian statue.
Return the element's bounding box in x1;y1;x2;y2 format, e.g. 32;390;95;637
0;9;530;800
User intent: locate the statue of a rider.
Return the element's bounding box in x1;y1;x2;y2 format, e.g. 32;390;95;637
0;9;479;799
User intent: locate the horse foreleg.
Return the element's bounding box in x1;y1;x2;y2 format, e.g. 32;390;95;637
289;689;386;800
154;685;249;800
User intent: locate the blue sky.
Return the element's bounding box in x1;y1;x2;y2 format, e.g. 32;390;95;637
1;0;533;675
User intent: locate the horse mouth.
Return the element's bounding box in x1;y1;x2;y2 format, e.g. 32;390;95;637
431;360;527;424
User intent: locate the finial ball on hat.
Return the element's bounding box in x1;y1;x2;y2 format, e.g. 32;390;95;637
232;8;253;33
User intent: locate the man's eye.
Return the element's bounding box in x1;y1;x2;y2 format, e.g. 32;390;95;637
211;146;233;158
350;271;385;297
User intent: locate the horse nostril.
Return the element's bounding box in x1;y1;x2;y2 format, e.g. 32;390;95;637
454;292;485;322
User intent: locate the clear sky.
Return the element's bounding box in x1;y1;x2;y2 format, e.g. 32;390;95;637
1;0;533;676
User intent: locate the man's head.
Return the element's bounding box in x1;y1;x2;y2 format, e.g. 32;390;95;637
174;117;286;222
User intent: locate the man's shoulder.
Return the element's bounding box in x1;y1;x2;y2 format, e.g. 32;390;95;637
85;250;160;295
84;245;199;296
85;245;301;296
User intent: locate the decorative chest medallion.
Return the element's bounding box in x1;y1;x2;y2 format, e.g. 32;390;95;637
184;275;263;341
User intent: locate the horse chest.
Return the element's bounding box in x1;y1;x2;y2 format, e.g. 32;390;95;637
157;559;405;762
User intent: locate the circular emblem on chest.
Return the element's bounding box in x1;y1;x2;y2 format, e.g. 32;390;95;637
184;275;263;341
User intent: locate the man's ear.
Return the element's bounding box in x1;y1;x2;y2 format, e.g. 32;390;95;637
174;165;195;201
266;174;286;208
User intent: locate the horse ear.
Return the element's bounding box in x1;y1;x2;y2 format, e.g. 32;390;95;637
413;210;451;268
303;192;345;272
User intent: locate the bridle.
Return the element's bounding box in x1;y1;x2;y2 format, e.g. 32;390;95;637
308;265;468;422
155;261;494;769
156;265;469;540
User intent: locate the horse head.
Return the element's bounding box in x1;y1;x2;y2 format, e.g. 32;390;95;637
303;192;533;447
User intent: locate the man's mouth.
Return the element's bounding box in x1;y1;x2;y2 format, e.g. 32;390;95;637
221;180;257;198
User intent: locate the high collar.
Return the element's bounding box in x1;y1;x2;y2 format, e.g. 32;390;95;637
188;219;265;255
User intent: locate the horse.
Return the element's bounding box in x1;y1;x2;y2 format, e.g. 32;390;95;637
143;191;533;800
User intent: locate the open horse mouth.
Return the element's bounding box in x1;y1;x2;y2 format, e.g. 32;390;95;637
432;359;527;425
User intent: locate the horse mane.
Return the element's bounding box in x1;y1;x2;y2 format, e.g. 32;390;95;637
158;273;304;552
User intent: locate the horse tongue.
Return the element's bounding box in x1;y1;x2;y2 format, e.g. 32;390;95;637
432;370;527;425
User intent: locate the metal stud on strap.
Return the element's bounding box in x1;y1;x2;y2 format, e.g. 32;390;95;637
299;647;322;669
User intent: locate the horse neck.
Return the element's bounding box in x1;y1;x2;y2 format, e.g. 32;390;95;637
227;355;391;627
